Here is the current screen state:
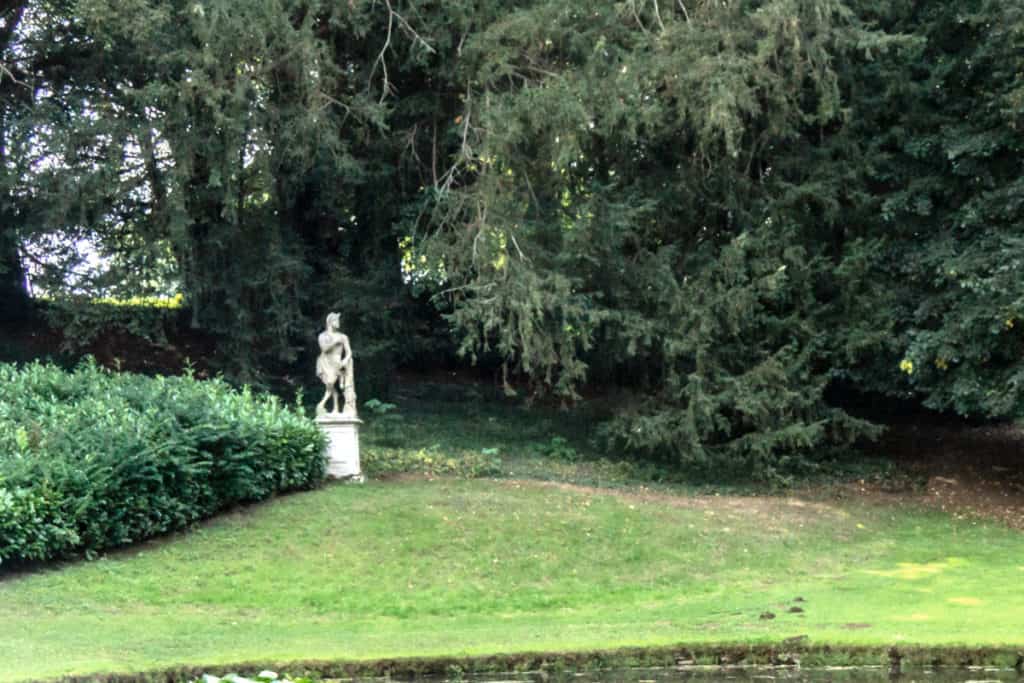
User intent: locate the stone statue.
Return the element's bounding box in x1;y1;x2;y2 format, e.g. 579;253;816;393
316;312;357;418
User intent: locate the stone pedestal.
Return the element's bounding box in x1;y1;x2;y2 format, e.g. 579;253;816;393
316;413;364;482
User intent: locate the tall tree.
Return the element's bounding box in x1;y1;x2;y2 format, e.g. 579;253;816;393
0;0;30;321
3;0;453;382
830;0;1024;419
406;0;892;478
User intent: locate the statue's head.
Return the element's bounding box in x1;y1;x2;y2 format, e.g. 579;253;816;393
326;312;341;330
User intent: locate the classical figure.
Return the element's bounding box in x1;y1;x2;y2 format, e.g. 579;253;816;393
316;312;357;417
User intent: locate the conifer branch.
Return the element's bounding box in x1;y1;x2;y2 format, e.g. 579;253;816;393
522;172;541;211
459;84;472;158
434;84;473;194
508;232;527;262
431;121;439;187
0;60;25;87
370;0;437;103
390;5;436;55
471;203;486;263
319;94;352;121
651;0;666;32
628;1;650;35
677;0;691;24
370;0;394;103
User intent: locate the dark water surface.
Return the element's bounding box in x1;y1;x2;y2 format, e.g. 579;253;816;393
436;667;1023;683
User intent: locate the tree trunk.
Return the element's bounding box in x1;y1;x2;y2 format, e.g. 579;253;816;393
0;2;30;321
0;226;29;322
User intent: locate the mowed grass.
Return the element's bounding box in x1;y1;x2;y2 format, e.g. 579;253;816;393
2;477;1023;681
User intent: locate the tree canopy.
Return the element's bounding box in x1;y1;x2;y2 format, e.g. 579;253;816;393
2;0;1021;478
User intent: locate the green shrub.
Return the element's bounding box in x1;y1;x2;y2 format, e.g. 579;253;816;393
532;436;580;462
41;297;180;353
0;360;326;564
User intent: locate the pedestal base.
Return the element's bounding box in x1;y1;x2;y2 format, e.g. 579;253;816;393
315;413;363;481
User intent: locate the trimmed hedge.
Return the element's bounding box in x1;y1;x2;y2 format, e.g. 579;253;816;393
0;360;326;564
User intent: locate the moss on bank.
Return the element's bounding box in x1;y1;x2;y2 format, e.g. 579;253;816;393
44;645;1024;683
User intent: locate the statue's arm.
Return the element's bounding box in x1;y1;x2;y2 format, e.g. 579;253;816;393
340;334;352;364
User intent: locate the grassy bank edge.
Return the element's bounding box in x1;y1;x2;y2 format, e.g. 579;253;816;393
39;643;1024;683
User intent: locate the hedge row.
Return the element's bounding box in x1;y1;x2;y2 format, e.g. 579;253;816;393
0;360;326;564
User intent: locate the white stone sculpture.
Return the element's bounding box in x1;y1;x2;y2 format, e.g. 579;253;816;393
315;312;363;482
316;312;357;418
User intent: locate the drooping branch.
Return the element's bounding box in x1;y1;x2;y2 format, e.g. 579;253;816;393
434;82;473;194
677;0;690;24
628;0;650;35
0;1;26;90
369;0;394;103
651;0;666;32
370;0;436;103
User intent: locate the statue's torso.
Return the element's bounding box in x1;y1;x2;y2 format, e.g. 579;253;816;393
317;331;348;382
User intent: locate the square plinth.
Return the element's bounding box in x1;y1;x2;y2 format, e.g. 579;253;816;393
315;414;364;481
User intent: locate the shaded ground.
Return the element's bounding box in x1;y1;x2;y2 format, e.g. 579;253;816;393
369;396;1024;534
852;422;1024;530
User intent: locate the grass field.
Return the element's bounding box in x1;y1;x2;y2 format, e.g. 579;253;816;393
3;473;1023;681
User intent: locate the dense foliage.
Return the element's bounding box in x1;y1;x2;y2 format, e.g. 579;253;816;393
0;0;447;384
1;0;1021;478
832;1;1024;419
0;361;325;564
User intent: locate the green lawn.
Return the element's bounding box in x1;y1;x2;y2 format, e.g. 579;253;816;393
2;477;1022;681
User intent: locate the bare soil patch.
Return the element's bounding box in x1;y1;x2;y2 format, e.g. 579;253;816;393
840;422;1024;530
501;478;848;530
503;419;1024;533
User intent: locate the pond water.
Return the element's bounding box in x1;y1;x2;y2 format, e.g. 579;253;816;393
431;667;1023;683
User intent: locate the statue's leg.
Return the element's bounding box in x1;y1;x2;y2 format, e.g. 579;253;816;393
317;387;331;414
332;386;341;413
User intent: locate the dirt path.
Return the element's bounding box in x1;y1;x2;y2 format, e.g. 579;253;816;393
503;477;840;516
502;421;1024;532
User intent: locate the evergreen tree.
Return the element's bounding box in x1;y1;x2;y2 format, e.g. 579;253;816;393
834;0;1024;419
408;0;890;477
